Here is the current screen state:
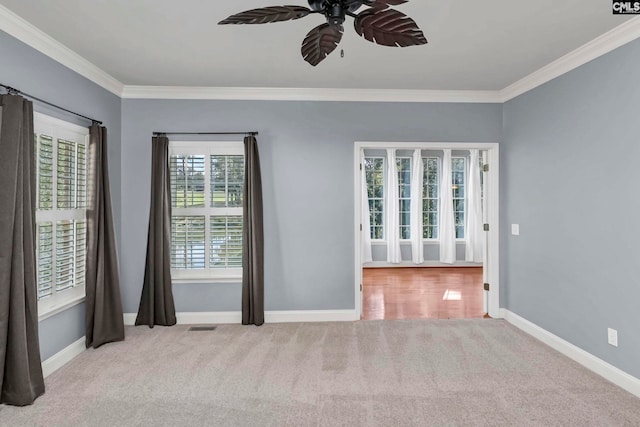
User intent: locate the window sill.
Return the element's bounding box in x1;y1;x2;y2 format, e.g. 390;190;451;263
38;295;86;322
172;277;242;285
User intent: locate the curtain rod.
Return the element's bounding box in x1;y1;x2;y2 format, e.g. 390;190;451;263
153;131;258;136
1;83;103;125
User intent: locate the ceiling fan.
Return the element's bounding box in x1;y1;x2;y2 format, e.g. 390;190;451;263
219;0;427;66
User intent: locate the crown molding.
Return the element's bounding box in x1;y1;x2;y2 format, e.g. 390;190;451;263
121;85;503;103
0;4;124;96
500;16;640;102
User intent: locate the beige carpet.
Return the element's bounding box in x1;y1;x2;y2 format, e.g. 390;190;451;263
1;319;639;426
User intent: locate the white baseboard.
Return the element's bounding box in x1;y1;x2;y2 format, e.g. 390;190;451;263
123;313;137;325
41;337;85;378
123;312;241;325
501;309;640;399
123;309;358;326
266;310;359;323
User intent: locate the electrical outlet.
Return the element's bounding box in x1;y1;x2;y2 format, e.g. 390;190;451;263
511;224;520;236
608;328;618;347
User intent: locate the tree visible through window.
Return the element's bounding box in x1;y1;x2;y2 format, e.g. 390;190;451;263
365;157;384;240
422;157;439;239
397;157;411;239
452;157;466;239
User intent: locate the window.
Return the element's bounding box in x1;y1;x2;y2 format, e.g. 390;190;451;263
169;142;244;281
452;157;466;239
34;114;89;316
364;153;467;242
364;157;384;240
397;157;411;239
422;157;439;239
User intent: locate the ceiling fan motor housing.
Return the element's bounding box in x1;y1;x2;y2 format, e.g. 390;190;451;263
308;0;373;25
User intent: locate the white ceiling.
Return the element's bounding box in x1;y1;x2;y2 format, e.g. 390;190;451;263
0;0;633;91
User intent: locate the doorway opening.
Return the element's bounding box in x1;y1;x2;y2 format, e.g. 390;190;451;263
354;142;500;321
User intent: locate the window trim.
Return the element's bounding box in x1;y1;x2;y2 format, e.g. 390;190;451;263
169;141;244;283
34;113;89;319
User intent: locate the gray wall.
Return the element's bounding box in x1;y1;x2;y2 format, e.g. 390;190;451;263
39;304;85;361
502;37;640;378
121;100;502;313
0;30;122;359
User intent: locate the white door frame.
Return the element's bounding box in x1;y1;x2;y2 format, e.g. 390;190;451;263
353;141;501;319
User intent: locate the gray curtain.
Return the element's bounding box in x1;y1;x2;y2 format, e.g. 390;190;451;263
0;95;45;406
242;135;264;326
135;136;176;327
85;125;125;348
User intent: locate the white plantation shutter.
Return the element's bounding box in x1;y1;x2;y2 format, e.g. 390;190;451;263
171;216;206;269
56;220;76;291
37;135;54;210
210;215;243;268
34;113;89;313
76;143;86;208
211;155;244;208
171;155;206;208
75;220;86;286
57;140;76;209
169;142;244;280
37;222;53;299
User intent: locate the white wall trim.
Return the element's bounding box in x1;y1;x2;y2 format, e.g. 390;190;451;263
0;5;124;96
41;337;85;378
122;313;137;325
123;310;358;326
121;86;502;103
500;16;640;101
266;310;359;323
502;309;640;399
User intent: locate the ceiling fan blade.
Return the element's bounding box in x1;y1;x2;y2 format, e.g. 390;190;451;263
301;23;344;66
219;6;311;25
354;8;427;47
371;0;408;8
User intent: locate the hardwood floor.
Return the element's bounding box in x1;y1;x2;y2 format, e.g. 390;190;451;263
362;267;485;321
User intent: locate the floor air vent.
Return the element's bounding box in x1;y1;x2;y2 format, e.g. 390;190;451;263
189;326;217;332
